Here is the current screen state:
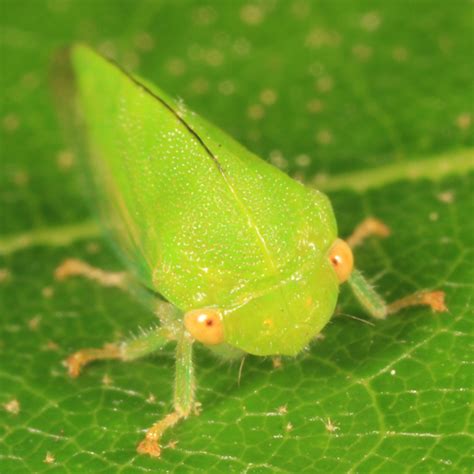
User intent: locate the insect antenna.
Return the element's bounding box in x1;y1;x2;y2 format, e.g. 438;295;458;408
237;355;246;387
335;312;375;327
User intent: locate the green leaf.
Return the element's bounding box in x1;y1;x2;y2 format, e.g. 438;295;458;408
1;1;472;472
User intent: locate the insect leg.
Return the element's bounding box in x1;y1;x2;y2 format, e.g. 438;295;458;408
137;328;195;457
66;326;176;377
346;217;390;248
55;258;128;288
56;258;184;322
348;269;447;319
57;259;184;376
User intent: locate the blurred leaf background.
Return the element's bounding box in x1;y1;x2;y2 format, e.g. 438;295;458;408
1;0;473;472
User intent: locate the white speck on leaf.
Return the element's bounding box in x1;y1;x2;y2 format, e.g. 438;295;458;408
352;44;373;61
316;129;333;145
360;11;382;32
324;417;339;433
307;99;324;114
247;103;265;120
218;80;236;95
57;150;75;170
0;268;12;283
44;452;55;464
392;46;408;62
260;88;278;106
134;32;155;51
316;76;333;93
13;170;29;187
456;113;471;130
240;4;265;25
3;114;20;132
4;399;20;415
42;286;54;299
295;154;311;167
437;191;455;204
28;315;42;331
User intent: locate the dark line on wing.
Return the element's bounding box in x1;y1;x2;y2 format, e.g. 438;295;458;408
92;49;280;278
102;54;224;172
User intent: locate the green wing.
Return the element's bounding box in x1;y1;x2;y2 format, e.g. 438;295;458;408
72;45;336;312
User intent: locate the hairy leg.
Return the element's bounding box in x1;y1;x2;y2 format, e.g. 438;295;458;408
57;258;195;457
56;257;182;333
346;217;390;249
345;218;447;318
348;269;447;319
66;326;176;377
137;329;196;457
55;258;128;288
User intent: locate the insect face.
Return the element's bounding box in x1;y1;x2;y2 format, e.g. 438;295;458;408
219;258;339;356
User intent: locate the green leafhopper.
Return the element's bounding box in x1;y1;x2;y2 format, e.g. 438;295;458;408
56;44;447;457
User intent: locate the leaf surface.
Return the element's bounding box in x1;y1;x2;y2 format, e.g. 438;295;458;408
1;1;473;472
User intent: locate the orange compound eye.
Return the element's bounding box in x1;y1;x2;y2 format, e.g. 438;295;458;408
184;308;224;345
328;238;354;283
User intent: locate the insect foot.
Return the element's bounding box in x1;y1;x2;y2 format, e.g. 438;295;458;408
387;290;448;315
66;351;87;378
137;434;161;458
137;411;183;458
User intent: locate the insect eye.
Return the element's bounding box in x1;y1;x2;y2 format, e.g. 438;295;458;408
328;238;354;283
184;308;224;345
